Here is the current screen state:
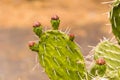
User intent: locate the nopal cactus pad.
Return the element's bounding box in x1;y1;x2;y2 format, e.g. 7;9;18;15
29;16;88;80
93;40;120;79
110;0;120;44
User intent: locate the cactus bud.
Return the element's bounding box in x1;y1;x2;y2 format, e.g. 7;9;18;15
96;58;106;65
33;21;41;27
28;41;38;52
69;34;75;41
51;15;59;20
90;57;106;77
28;41;35;47
51;15;60;30
33;21;43;37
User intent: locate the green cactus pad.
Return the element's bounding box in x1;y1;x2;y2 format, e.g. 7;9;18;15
30;17;88;80
93;40;120;79
110;0;120;44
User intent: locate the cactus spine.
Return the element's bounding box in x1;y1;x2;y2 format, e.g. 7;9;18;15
29;16;89;80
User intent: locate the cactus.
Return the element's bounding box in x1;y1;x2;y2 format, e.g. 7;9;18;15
28;0;120;80
90;40;120;79
94;41;120;70
29;16;89;80
110;0;120;44
89;0;120;79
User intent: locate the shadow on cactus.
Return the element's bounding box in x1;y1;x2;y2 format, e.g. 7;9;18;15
29;0;120;80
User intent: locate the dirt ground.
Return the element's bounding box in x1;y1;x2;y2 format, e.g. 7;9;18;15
0;0;113;80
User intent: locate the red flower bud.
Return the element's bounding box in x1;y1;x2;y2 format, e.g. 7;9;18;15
51;15;59;20
28;41;35;47
96;58;106;65
69;34;75;41
33;21;41;27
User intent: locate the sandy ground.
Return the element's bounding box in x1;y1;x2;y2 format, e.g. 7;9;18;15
0;0;113;80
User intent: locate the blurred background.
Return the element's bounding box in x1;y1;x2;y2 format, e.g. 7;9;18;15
0;0;112;80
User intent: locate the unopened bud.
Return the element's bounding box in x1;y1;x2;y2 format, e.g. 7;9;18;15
28;41;35;47
96;58;106;65
51;15;60;30
51;15;59;20
33;21;41;27
69;34;75;41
